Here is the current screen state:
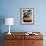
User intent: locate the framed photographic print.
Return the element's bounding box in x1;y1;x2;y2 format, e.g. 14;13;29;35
20;8;34;24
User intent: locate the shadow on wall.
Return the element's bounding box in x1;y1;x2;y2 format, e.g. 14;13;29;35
0;16;5;46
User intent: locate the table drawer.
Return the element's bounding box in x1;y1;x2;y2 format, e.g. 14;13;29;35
25;35;43;40
4;40;24;46
4;40;16;46
4;35;24;40
24;40;43;46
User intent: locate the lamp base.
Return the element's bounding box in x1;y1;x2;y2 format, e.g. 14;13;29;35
8;32;11;35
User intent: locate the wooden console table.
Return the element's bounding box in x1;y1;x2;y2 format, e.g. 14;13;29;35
4;32;43;46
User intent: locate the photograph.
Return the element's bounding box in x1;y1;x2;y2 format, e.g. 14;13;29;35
20;8;34;24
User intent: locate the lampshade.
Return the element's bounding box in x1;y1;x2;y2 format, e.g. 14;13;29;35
5;18;14;25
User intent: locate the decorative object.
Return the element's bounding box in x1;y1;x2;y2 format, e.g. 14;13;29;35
20;8;34;24
25;32;38;35
5;18;14;35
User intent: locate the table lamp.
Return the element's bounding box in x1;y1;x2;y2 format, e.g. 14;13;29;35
5;18;14;35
